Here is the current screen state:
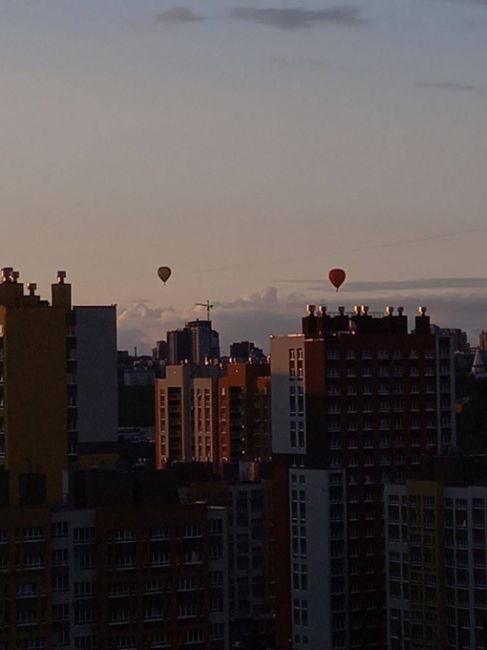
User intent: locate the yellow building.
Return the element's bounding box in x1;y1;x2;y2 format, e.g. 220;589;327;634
0;268;71;505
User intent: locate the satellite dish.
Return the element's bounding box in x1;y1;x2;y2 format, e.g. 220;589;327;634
157;266;172;285
329;268;346;292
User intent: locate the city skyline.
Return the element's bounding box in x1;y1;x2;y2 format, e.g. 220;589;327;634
1;0;487;350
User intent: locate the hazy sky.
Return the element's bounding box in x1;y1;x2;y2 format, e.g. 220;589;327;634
2;0;487;351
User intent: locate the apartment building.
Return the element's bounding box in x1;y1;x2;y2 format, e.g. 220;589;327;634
271;305;456;650
155;362;271;469
0;268;117;504
155;366;219;466
0;473;229;650
182;463;274;649
385;457;487;650
218;363;271;464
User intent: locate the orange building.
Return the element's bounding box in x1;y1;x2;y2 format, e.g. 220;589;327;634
218;362;271;465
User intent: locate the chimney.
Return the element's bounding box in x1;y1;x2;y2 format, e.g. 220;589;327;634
51;270;71;309
303;305;318;338
0;267;23;306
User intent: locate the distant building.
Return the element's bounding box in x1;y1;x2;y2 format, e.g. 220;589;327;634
471;349;487;380
167;327;193;365
155;365;194;465
167;321;220;366
229;340;266;363
434;327;469;353
187;320;220;365
480;331;487;351
218;362;271;464
155;362;271;469
152;339;168;363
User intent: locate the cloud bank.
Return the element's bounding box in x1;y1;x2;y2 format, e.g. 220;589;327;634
118;285;487;354
156;6;203;24
230;6;365;29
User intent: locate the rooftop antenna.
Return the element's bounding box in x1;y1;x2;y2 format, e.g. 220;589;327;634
195;300;213;322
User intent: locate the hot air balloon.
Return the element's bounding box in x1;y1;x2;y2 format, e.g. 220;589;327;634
329;268;346;292
157;266;172;285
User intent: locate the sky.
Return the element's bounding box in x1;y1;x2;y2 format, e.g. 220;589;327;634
1;0;487;352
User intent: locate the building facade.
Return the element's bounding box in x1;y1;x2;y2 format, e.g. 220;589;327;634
385;458;487;650
271;305;456;650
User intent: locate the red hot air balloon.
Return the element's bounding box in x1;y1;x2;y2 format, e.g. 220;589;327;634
329;268;346;292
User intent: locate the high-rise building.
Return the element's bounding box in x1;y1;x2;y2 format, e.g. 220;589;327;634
155;362;271;469
155;366;220;467
187;320;220;365
73;306;118;445
167;328;193;365
218;362;271;464
155;365;193;466
182;461;275;649
385;456;487;650
271;304;456;650
166;321;220;367
0;268;117;505
229;341;266;363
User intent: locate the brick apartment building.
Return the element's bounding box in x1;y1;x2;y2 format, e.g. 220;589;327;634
270;304;456;650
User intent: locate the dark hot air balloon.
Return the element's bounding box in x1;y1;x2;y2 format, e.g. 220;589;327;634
157;266;172;285
328;268;346;292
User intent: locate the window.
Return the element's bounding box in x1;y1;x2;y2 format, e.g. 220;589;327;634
298;422;305;449
290;387;296;415
73;527;95;544
290;422;297;448
74;581;96;598
75;607;96;625
150;526;169;540
113;528;135;543
52;522;68;538
52;549;68;567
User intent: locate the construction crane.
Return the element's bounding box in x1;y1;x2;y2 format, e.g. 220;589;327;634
195;300;213;322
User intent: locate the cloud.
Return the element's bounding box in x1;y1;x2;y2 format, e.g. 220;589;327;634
118;285;487;354
156;6;203;24
230;6;365;29
117;287;305;353
415;81;484;94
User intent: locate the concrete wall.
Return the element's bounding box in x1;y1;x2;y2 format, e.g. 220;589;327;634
75;307;118;444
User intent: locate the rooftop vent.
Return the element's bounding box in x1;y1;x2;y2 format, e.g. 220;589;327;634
1;268;13;283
